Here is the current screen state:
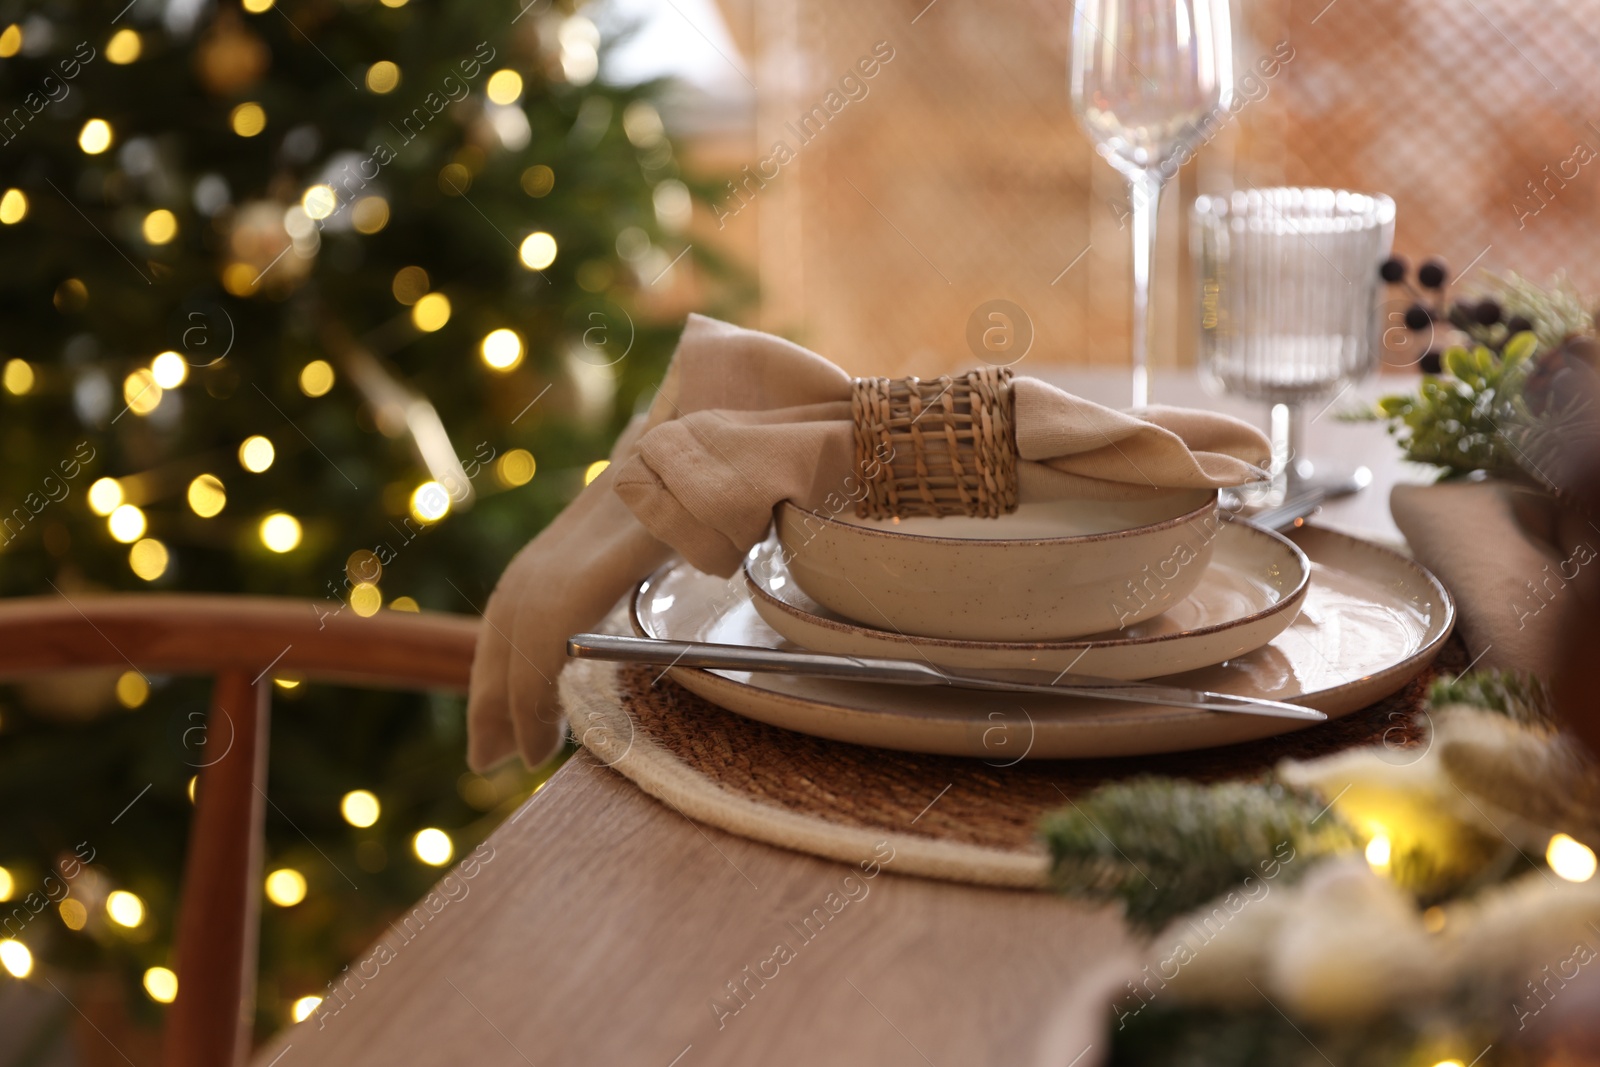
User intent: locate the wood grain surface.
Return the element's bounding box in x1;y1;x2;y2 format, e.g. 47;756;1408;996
256;755;1139;1067
249;371;1417;1066
0;594;478;691
165;673;270;1067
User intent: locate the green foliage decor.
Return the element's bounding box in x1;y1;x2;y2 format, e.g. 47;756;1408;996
1366;331;1539;479
1042;778;1357;930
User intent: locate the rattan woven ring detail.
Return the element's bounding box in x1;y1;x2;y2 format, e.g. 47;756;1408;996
850;367;1019;520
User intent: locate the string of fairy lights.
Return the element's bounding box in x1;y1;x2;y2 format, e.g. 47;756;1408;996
0;0;679;1027
0;111;559;589
0;0;652;593
0;784;468;1018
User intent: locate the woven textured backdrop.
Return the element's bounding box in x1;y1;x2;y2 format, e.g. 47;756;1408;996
705;0;1600;376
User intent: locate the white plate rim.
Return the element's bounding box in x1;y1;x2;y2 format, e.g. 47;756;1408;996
629;525;1458;758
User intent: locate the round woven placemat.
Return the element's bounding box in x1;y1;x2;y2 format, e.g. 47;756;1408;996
560;611;1461;889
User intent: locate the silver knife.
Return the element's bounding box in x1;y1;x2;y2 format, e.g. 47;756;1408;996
567;633;1325;722
1229;488;1326;533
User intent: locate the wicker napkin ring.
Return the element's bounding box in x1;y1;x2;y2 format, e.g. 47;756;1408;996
850;367;1018;520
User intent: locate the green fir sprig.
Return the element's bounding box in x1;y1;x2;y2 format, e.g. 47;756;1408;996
1429;668;1555;726
1041;778;1356;929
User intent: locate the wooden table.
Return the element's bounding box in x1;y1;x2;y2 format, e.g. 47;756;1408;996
257;371;1425;1067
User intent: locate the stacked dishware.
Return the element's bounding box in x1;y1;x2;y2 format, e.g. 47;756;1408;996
578;407;1454;761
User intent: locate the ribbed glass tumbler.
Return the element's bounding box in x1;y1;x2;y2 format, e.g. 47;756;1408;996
1192;187;1395;497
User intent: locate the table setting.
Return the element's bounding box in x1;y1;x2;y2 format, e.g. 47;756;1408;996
461;285;1588;1058
453;1;1600;1063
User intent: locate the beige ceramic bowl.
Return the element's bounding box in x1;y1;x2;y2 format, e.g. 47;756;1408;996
772;490;1220;641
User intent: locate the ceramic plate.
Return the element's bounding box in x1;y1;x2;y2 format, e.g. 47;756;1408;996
630;526;1455;760
744;521;1309;680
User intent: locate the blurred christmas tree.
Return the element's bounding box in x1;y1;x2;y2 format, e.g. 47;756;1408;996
0;0;731;1041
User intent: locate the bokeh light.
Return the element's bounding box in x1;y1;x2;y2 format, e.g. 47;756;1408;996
519;232;557;271
123;369;162;414
409;481;450;522
340;790;380;828
239;435;275;472
1548;833;1597;882
350;582;382;617
480;328;523;371
151;351;187;388
299;360;335;397
365;60;400;94
230;102;267;137
106;28;140;64
352;196;389;234
519;165;554;198
187;474;226;517
301;185;336;221
142;209;178;244
485;69;523;105
58;898;87;930
412;828;453;866
106;890;145;928
88;478;123;515
108;503;147;543
129;538;169;581
259;513;302;553
584;460;610;486
0;940;32;978
221;262;259;297
143;966;178;1003
653;180;693;231
115;670;149;708
264;868;307;907
411;292;450;332
0;188;27;225
292;995;323;1022
496;449;535;487
391;266;429;305
78;119;112;155
2;358;33;394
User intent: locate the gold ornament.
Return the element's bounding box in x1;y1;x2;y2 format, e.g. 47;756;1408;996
196;10;270;97
223;200;312;295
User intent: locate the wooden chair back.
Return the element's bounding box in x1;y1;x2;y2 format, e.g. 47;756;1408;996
0;595;478;1067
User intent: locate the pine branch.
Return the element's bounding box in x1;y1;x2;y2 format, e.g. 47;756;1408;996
1042;778;1356;930
1429;669;1555;727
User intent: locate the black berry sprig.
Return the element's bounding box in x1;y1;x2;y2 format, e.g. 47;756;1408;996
1378;256;1542;373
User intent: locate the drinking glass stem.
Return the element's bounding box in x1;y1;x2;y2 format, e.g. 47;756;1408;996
1271;401;1305;489
1127;169;1163;410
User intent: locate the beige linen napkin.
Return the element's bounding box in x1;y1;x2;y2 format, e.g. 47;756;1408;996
1391;480;1595;681
468;314;1270;769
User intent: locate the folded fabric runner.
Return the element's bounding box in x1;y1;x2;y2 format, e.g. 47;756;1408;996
1392;479;1593;681
466;314;1271;769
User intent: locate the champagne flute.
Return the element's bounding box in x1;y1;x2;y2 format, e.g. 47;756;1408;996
1070;0;1234;408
